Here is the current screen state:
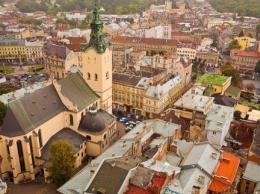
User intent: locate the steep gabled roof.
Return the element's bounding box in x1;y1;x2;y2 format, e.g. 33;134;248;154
0;85;66;137
58;73;99;111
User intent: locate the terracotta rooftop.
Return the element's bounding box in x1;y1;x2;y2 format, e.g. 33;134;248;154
231;49;260;58
209;152;240;193
112;36;177;47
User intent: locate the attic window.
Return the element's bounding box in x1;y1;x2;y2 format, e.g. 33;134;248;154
43;107;46;110
53;101;56;104
30;112;34;116
44;94;47;98
32;100;36;104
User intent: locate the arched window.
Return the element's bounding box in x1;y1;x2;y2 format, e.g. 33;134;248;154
17;140;26;172
87;72;91;80
95;73;98;81
38;129;43;148
106;71;109;80
70;114;74;126
29;136;35;168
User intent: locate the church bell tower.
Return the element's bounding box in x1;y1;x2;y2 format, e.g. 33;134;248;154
82;4;112;114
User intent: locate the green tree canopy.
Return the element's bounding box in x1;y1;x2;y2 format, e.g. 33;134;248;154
0;101;6;126
46;139;76;186
209;0;260;18
221;62;242;85
234;110;241;120
255;60;260;75
16;0;165;15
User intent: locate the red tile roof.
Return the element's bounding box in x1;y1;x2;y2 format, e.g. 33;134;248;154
209;152;240;193
231;49;260;58
112;36;177;47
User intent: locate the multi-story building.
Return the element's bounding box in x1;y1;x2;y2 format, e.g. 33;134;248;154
111;36;177;55
150;55;193;86
144;25;172;39
112;73;150;114
196;47;220;66
237;36;251;51
230;49;260;74
45;42;79;80
0;37;26;64
25;37;45;63
195;73;232;95
205;104;234;146
143;75;183;118
112;47;146;68
51;37;87;67
176;40;198;59
174;86;214;141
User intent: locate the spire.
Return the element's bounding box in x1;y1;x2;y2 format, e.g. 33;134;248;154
83;3;107;53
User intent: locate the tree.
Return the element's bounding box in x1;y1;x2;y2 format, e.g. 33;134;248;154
248;33;253;38
255;60;260;75
0;101;6;126
150;50;157;56
221;62;242;86
234;110;241;120
228;39;242;50
245;83;255;92
46;139;76;186
256;23;260;39
239;30;244;37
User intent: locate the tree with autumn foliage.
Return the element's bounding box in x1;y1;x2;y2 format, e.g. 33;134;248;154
221;62;243;88
46;139;76;186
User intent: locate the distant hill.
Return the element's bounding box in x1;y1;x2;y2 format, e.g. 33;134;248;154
16;0;166;14
209;0;260;18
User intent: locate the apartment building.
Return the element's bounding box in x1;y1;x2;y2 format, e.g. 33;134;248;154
143;75;183;118
112;73;150;114
111;36;177;55
230;49;260;74
45;42;79;80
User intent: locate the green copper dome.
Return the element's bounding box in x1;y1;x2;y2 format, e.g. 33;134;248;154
83;4;107;53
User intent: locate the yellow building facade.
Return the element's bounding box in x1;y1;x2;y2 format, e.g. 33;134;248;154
237;36;251;51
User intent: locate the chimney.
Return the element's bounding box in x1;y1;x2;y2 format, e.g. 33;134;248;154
90;170;95;176
198;175;205;184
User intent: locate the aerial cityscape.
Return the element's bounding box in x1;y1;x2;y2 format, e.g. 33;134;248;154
0;0;260;193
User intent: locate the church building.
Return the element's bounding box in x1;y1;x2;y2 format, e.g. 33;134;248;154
0;5;116;184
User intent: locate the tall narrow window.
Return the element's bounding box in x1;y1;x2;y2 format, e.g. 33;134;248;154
106;71;109;80
29;136;35;168
70;114;74;126
95;73;98;81
17;140;26;172
87;72;90;80
38;129;43;148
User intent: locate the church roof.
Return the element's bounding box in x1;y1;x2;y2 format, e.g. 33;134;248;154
40;128;85;167
78;110;115;134
0;85;66;137
0;73;99;137
58;73;99;111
